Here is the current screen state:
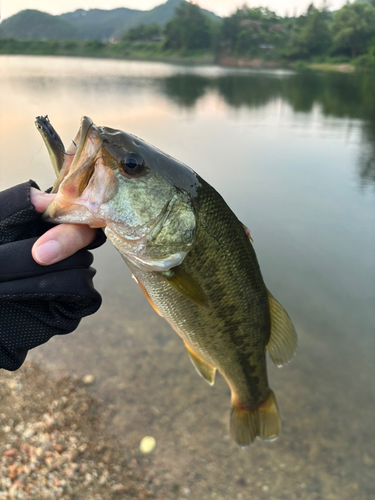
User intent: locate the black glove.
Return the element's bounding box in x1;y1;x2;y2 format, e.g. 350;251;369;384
0;180;105;371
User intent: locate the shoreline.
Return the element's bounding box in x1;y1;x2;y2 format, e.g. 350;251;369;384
0;50;357;73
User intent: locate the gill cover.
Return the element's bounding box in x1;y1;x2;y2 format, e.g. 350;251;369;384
38;116;198;272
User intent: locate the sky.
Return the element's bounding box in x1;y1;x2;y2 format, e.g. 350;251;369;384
0;0;350;21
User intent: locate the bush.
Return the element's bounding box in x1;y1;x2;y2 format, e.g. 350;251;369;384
354;54;375;71
292;60;310;71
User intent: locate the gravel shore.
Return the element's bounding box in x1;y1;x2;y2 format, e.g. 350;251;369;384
0;363;153;500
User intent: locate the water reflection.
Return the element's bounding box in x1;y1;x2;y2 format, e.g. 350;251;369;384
1;57;374;499
160;70;375;188
162;71;375;121
358;121;375;188
162;74;209;107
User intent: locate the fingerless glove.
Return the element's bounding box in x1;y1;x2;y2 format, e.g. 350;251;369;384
0;180;104;370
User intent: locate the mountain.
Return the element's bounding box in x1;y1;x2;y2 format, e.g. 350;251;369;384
0;10;79;40
0;0;221;41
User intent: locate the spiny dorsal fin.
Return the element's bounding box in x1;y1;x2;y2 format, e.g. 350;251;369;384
266;292;297;367
162;266;209;309
184;342;216;385
241;222;253;243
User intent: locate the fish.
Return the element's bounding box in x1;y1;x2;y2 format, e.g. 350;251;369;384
36;115;297;447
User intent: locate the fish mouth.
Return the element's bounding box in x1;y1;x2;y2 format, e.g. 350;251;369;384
42;116;114;227
49;116;95;195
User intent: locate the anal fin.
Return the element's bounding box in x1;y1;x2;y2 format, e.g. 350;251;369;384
184;342;216;386
266;292;297;367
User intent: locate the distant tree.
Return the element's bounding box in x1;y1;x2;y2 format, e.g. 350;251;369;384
300;4;332;56
283;4;332;60
332;2;375;58
220;6;286;57
163;2;212;50
121;23;162;42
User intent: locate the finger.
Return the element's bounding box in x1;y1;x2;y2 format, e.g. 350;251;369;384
32;223;97;265
30;187;56;213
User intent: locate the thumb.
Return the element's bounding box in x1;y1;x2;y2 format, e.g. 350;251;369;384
30;187;56;213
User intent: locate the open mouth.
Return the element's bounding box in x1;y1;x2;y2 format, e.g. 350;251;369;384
40;116;109;226
50;116;97;194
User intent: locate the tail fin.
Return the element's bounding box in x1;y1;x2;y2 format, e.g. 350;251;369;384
230;391;281;447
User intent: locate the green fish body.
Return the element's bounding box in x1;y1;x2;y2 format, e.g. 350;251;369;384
38;116;297;447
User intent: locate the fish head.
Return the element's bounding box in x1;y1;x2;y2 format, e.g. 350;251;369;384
43;116;200;271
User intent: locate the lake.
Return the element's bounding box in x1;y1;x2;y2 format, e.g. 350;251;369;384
0;55;374;499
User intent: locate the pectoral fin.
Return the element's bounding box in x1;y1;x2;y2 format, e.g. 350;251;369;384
184;342;216;385
161;267;209;309
266;292;297;367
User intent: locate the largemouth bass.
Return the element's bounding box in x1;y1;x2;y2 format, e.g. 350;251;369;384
36;115;297;447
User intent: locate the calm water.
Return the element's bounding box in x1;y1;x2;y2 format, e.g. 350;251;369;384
0;56;374;499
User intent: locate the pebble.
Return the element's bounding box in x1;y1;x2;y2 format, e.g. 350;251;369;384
139;436;156;454
82;375;95;385
23;428;35;439
112;483;126;491
4;448;17;457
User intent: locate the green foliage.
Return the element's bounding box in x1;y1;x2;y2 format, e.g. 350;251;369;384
122;23;162;42
354;54;375;71
355;0;375;6
282;4;332;60
84;40;106;54
332;3;375;58
2;1;375;66
164;2;213;50
220;6;286;57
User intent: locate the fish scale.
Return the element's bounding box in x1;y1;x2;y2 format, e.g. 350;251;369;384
129;178;272;407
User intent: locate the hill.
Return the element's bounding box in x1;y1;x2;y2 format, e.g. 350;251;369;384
0;10;78;40
0;0;221;41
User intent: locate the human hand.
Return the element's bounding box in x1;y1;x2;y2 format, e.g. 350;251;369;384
0;181;103;371
31;187;97;265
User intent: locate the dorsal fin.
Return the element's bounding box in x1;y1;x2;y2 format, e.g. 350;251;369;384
184;342;216;385
266;292;297;367
241;222;253;243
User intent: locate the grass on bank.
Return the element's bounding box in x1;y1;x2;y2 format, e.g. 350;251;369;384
3;37;375;72
0;38;215;63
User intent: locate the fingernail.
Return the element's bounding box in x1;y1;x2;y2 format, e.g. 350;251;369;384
34;240;62;265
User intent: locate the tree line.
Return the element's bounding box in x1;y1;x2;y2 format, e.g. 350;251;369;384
1;1;375;69
122;1;375;66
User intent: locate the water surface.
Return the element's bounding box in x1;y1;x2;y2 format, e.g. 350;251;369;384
0;56;374;500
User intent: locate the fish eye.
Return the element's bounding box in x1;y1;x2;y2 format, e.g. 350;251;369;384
120;152;144;175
